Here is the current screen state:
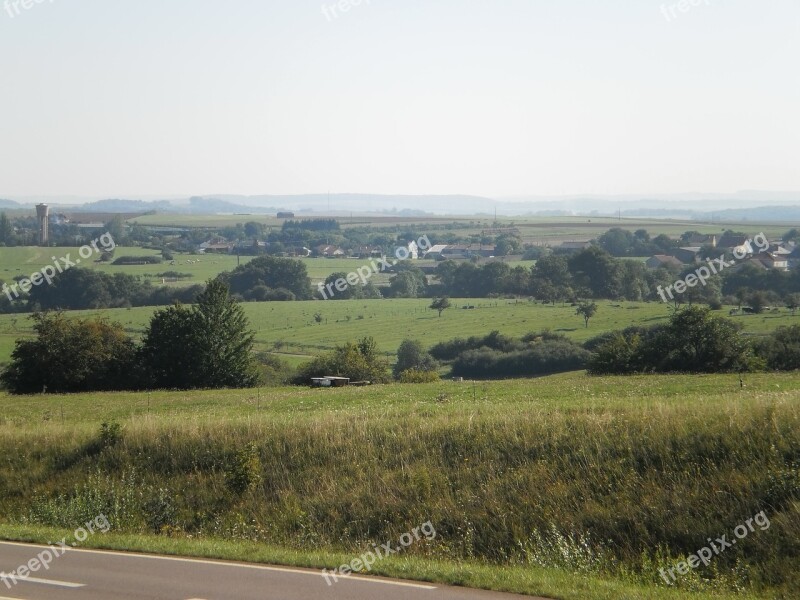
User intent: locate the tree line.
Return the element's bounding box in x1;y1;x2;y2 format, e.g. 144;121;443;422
0;281;259;394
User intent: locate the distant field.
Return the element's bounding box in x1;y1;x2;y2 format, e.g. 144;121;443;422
125;214;797;245
2;299;798;367
0;246;412;288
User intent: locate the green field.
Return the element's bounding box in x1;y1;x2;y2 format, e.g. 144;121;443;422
1;372;798;599
0;245;411;289
2;299;798;368
123;213;795;242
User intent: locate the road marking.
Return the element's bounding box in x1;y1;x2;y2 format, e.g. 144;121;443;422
0;542;436;590
0;572;84;588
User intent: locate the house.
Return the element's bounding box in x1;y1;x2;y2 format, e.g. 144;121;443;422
277;212;295;219
315;244;346;258
673;247;702;264
768;242;794;256
646;255;683;269
350;245;383;259
198;238;233;254
423;244;449;260
750;252;789;271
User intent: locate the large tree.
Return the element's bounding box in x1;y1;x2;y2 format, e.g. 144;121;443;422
221;256;311;300
140;280;259;389
0;312;138;394
394;339;438;378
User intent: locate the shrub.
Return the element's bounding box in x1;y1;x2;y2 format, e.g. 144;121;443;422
112;255;162;265
225;443;263;496
430;330;523;361
754;325;800;371
398;369;440;383
394;339;438;378
0;313;139;394
589;307;756;375
294;337;391;384
451;341;590;379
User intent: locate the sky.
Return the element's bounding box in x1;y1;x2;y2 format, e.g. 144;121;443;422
0;0;798;201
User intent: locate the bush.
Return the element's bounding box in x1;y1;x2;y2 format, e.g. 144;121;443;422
112;255;162;265
225;443;262;496
0;313;139;394
294;337;391;384
430;330;523;361
451;341;590;379
398;369;440;383
589;307;756;375
394;339;438;378
754;325;800;371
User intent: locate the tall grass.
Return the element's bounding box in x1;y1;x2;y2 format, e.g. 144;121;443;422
0;373;799;596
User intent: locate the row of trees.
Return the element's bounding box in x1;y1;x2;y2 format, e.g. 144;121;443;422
1;281;259;394
588;307;800;374
296;309;800;385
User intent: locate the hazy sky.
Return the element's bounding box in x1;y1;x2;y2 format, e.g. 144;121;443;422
1;0;798;199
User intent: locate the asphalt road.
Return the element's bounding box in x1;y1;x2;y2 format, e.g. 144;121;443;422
0;541;546;600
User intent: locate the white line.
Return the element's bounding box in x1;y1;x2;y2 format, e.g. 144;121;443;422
0;572;84;588
0;542;436;590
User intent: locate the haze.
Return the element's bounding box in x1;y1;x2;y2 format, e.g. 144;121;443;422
1;0;798;200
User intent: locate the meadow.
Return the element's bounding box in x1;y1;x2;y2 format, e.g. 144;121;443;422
0;245;409;289
124;213;791;243
0;372;798;599
2;299;799;369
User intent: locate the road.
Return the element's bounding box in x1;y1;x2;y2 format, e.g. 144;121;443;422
0;541;546;600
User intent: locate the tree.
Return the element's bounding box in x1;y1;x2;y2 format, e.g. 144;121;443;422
394;339;438;378
294;336;390;383
104;216;127;245
755;325;800;370
589;307;754;375
0;212;12;245
576;302;598;328
568;247;621;299
596;228;635;256
389;269;426;298
786;294;800;315
0;312;138;394
322;272;362;300
140;280;259;390
749;291;768;314
430;297;452;317
221;256;311;300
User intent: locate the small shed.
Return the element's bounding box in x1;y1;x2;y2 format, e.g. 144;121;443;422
310;376;351;388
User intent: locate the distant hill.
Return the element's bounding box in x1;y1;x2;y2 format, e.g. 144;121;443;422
0;199;20;209
698;206;800;222
74;199;173;213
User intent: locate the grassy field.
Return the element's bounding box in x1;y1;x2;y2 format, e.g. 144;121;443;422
0;245;413;289
1;372;798;599
1;299;798;368
123;213;796;241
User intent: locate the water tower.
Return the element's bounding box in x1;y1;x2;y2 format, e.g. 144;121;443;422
35;204;50;245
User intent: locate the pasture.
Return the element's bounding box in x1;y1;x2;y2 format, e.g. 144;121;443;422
0;246;407;289
1;299;798;368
